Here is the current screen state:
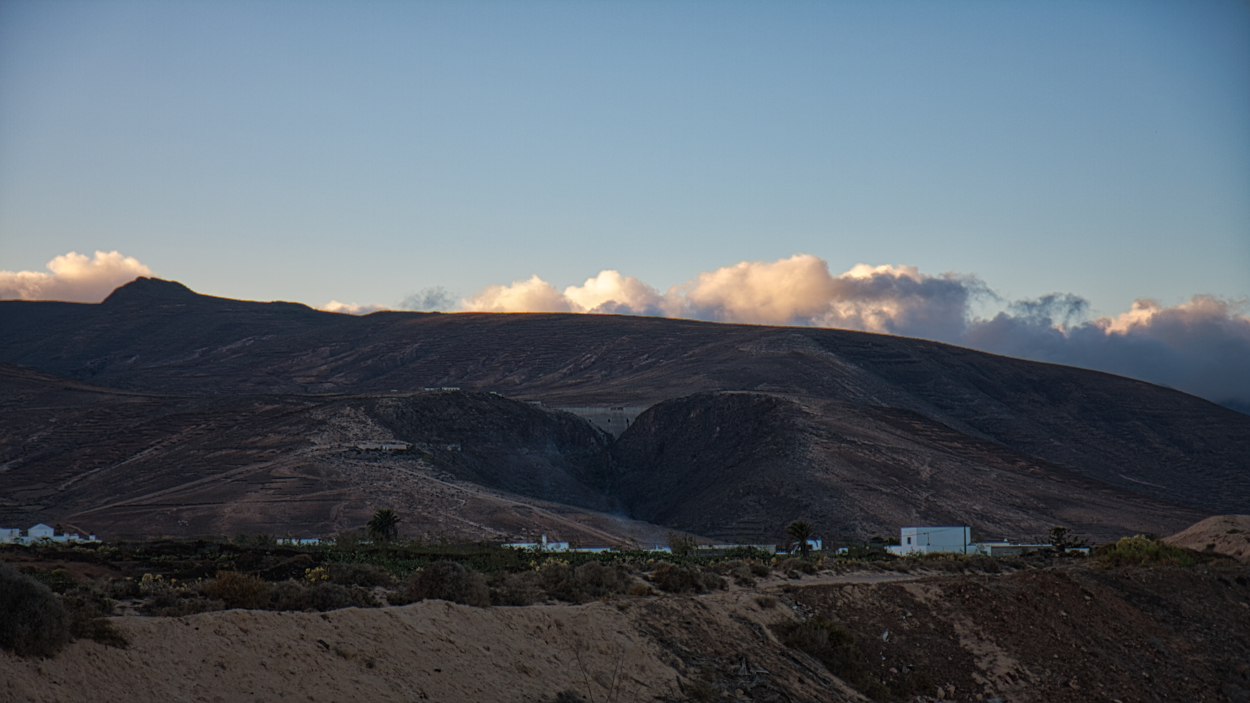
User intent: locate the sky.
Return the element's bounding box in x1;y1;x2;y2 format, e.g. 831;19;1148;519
1;0;1248;409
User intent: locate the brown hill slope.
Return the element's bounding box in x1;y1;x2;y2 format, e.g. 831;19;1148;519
1165;515;1250;563
2;278;1247;539
0;364;664;544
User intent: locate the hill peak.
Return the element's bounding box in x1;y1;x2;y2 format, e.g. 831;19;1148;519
102;277;200;305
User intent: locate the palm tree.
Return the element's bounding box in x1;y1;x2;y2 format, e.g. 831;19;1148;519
785;520;815;558
368;509;401;543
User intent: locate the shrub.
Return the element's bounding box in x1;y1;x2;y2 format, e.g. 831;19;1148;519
1096;535;1202;568
142;593;223;617
61;585;129;649
270;580;379;611
206;572;272;609
773;619;887;700
647;563;726;594
666;532;698;558
774;558;818;575
397;562;490;607
0;562;71;657
754;595;778;609
774;618;936;700
712;560;758;587
724;545;775;562
325;562;395;588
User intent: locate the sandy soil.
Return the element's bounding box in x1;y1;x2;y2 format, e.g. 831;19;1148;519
5;563;1247;703
1165;515;1250;563
3;571;895;703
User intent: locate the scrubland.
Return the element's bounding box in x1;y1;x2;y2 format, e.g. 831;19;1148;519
3;534;1249;703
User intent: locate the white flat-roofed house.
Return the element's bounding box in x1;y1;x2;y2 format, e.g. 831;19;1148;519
888;526;972;555
0;524;100;545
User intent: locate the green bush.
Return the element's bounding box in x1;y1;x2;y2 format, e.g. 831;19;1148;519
396;561;490;607
0;562;71;657
1096;535;1201;568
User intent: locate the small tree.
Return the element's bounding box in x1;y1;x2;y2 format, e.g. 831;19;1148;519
1048;526;1089;552
368;509;401;543
785;520;815;558
666;531;697;558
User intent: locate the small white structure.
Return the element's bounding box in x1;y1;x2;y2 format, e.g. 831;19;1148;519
0;524;100;545
888;526;971;555
503;534;570;552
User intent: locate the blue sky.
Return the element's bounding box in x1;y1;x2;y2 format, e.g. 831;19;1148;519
1;0;1247;318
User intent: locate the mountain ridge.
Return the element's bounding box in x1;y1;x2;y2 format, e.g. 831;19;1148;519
1;279;1245;542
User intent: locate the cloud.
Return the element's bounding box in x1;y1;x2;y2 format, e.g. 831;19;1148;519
966;295;1250;411
461;254;1250;410
400;286;456;312
564;270;663;315
320;300;390;315
461;274;573;313
0;250;153;302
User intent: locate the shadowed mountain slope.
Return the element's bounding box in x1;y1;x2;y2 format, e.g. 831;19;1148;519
610;392;1207;542
1;278;1247;540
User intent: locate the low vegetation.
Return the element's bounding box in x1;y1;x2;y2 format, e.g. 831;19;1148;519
0;533;1054;660
1095;535;1208;568
772;618;933;702
0;562;71;657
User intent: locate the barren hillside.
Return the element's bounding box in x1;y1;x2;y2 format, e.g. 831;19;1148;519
2;278;1247;542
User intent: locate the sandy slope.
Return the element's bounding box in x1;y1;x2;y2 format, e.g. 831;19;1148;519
1165;514;1250;563
2;576;881;703
4;600;677;703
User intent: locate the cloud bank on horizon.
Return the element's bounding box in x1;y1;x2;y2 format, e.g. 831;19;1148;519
3;251;1247;412
461;253;1250;412
0;251;152;303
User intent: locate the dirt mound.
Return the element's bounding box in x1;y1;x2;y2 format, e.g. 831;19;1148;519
1165;515;1250;563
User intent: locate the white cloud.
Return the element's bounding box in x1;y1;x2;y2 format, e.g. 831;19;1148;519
564;270;663;314
0;250;153;302
461;254;1250;409
461;274;573;313
320;300;391;315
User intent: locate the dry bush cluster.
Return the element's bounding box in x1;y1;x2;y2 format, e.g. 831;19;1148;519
647;562;727;594
773;618;933;701
710;558;772;586
0;563;71;657
394;559;652;607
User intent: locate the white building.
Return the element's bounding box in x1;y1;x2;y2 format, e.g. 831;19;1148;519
888;526;971;555
0;524;99;545
502;534;570;552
